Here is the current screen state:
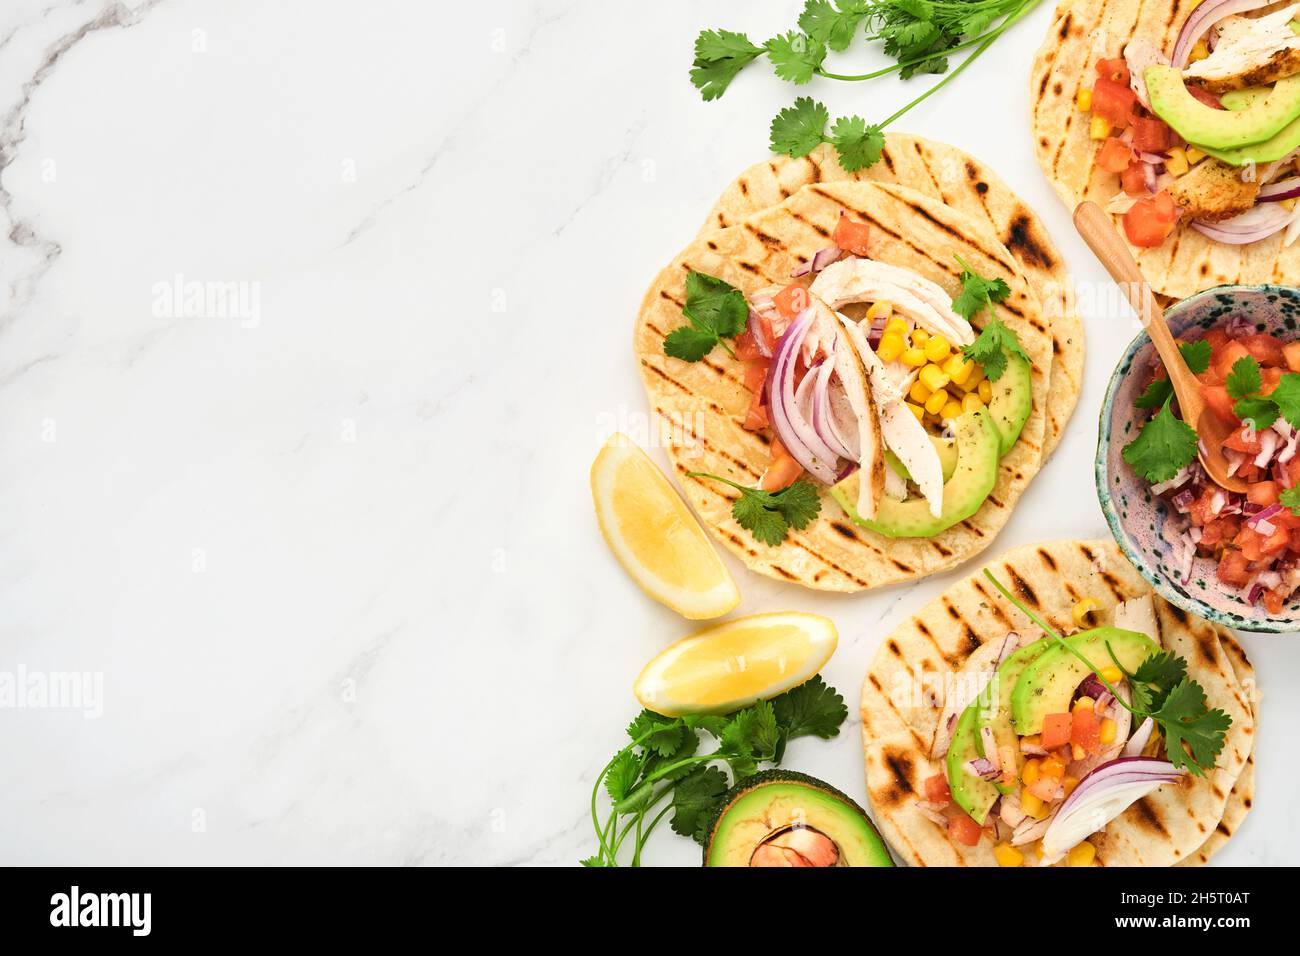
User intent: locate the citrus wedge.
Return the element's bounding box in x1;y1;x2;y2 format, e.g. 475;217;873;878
633;612;837;716
591;433;739;620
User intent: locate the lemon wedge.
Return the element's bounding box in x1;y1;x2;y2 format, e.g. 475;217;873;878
591;433;739;620
633;612;837;716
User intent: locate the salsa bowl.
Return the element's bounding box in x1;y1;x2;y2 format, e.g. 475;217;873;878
1097;284;1300;633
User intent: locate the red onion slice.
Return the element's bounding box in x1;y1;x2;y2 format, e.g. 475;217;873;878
811;356;854;462
1260;176;1300;203
766;311;841;484
790;245;844;278
1124;717;1155;757
1040;756;1184;861
1170;0;1273;68
1192;203;1300;244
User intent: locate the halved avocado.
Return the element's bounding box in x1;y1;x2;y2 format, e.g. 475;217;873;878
885;434;958;484
1145;66;1300;149
988;351;1032;456
832;410;999;538
1010;627;1158;735
946;703;999;825
703;770;894;867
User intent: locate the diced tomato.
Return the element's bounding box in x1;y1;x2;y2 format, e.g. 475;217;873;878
1248;481;1280;507
1188;85;1224;110
743;360;769;394
1123;193;1178;247
947;813;983;846
1216;548;1252;586
743;395;768;432
742;360;770;431
924;773;952;806
1225;426;1263;455
1092;76;1139;126
1204;328;1230;354
1040;712;1072;750
773;283;809;320
1261;367;1283;396
1240;332;1285;368
1279;455;1300;489
1097;136;1134;173
1263;525;1290;557
1096;57;1132;84
759;439;802;491
1263;589;1287;615
1131;117;1175;153
1121;162;1151;196
1187;486;1222;527
833;212;872;257
1238;463;1264;483
736;331;763;362
1199;516;1241;547
1283;341;1300;372
1200;384;1239;427
1234;525;1288;561
1212;340;1253;380
1071;708;1101;755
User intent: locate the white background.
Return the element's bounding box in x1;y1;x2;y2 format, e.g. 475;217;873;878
0;0;1294;865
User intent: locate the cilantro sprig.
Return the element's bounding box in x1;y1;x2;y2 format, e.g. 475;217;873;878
983;571;1230;777
584;676;848;866
663;271;748;362
1225;355;1300;430
1134;340;1212;409
692;0;1045;171
688;473;822;546
1122;395;1199;484
952;256;1024;382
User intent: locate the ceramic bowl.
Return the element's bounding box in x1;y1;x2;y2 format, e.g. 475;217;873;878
1097;283;1300;633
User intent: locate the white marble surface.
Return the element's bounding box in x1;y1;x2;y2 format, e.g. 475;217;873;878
0;0;1295;866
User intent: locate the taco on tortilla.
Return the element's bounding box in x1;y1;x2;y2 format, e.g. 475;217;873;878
860;539;1255;866
635;180;1050;592
1033;0;1300;299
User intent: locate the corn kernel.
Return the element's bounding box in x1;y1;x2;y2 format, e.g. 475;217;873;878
1072;743;1087;760
962;392;984;414
945;356;975;386
868;301;894;323
902;347;928;368
1099;666;1123;684
1073;696;1095;713
1020;790;1048;820
978;379;993;404
941;400;963;421
1076;87;1092;112
1189;39;1210;64
877;332;905;363
1041;755;1066;779
924;388;949;415
1072;597;1099;627
906;402;925;422
909;379;932;404
1068;842;1097;867
1063;775;1080;797
962;363;986;393
919;364;950;393
1090;115;1111;140
884;316;909;336
1099;718;1117;745
923;334;951;363
911;328;931;346
1165;147;1189;177
1185;146;1206;164
1022;759;1040;786
994;844;1024;868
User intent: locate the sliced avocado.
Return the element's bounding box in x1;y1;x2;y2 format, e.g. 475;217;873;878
988;351;1032;456
1010;627;1159;735
703;770;894;867
946;703;999;825
832;410;999;538
1221;87;1270;112
1199;108;1300;165
980;640;1050;795
885;435;958;484
1145;65;1300;149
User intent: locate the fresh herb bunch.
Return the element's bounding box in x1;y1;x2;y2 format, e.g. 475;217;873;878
952;255;1025;382
984;571;1231;776
688;473;822;545
692;0;1045;171
584;676;848;866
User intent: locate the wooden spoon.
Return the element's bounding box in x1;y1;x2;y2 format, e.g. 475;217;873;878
1073;201;1247;493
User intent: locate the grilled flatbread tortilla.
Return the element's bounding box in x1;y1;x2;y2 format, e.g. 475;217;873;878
1177;632;1257;866
699;138;1083;459
861;539;1254;865
1032;1;1300;299
634;181;1050;592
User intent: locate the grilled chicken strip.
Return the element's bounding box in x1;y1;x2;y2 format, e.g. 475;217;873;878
1168;158;1261;222
1183;4;1300;93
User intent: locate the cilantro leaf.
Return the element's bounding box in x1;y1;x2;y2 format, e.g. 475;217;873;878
1152;679;1231;777
960;318;1026;383
1125;648;1188;713
721;699;780;760
764;32;827;84
626;710;684;755
828;115;885;172
951;255;1011;322
1135;341;1215;409
670;766;730;844
690;29;764;101
799;0;869;52
770;97;829;157
772;674;848;741
1267;372;1300;428
1122;395;1199;483
1226;355;1261;400
690;473;822;546
663;271;748;362
604;749;641;803
1282;483;1300;516
640;728;700;784
1233;396;1279;430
